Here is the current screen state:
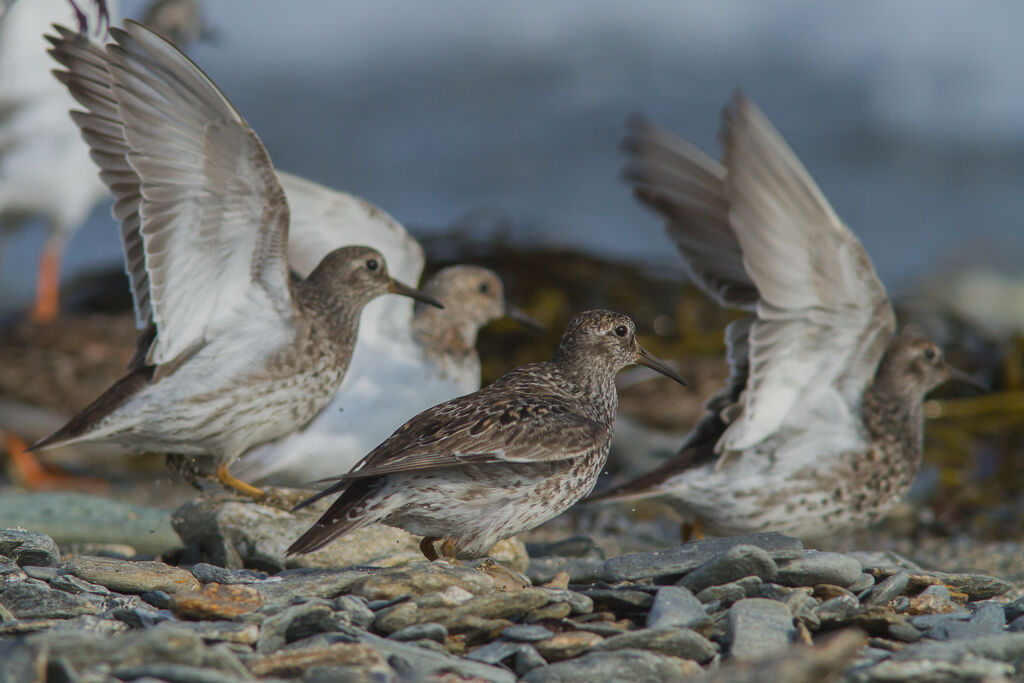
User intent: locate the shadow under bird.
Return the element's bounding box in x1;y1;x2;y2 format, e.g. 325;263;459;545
287;309;688;563
235;264;542;486
31;21;441;497
588;92;985;539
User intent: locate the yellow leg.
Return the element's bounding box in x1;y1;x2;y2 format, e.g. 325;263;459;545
31;238;61;323
440;538;459;562
681;518;705;542
215;463;265;499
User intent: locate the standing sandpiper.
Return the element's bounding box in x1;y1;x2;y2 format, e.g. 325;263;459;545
288;310;688;561
34;22;440;497
589;92;984;538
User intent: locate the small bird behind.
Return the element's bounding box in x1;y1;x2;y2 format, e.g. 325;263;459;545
288;309;687;562
33;21;440;498
234;264;541;486
588;92;984;539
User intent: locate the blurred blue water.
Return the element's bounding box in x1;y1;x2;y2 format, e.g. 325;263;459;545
3;0;1022;310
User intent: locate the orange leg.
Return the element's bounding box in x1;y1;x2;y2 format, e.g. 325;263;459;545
3;431;106;492
680;518;705;542
215;463;265;499
30;237;62;323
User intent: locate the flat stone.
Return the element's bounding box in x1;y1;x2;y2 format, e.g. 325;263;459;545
681;547;777;596
853;657;1013;682
534;630;604;662
332;595;375;629
860;570;910;606
170;583;265;620
172;495;424;570
251;567;373;602
61;556;200;594
776;551;862;588
816;594;860;623
526;557;607;585
604;532;802;581
0;579;100;619
28;624;251;677
868;567;1011;601
112;664;244;683
849;573;875;593
904;584;959;615
353;630;516;683
927;602;1005;640
578;588;653;613
909;611;971;630
140;590;171;609
467;640;543;672
246;641;389;678
388;622;448;643
594;626;716;662
171;620;260;645
525;601;572;621
646;585;711;632
349;562;493;600
525;536;603;559
0;494;180;556
697;576;763;606
727;598;795;661
1009;615;1024;632
504;624;556;642
522;648;700;682
0;529;60;567
1005;596;1024;623
374;588;550;633
188;563;268;585
537;588;593;615
257;600;341;654
50;572;111;595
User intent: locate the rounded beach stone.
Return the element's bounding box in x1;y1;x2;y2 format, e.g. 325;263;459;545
61;556;200;594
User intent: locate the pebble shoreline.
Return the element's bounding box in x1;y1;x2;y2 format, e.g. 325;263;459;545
1;495;1023;682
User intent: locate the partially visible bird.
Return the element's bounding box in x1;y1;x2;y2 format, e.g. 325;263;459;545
34;21;440;497
589;92;984;539
288;309;688;563
235;264;540;486
0;0;115;322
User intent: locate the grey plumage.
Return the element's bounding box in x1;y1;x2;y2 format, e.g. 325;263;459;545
591;92;982;538
289;309;687;557
34;22;439;495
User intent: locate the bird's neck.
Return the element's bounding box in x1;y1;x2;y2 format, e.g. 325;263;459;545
293;282;364;351
862;382;926;465
412;307;478;366
555;355;619;424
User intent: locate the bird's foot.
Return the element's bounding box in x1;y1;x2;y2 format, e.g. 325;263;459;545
257;487;311;511
215;464;265;499
680;518;705;542
4;432;107;492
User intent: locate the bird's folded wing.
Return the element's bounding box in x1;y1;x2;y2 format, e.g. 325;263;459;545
342;396;609;479
718;91;896;451
48;21;292;367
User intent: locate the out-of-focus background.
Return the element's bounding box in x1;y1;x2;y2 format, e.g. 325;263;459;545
2;0;1023;306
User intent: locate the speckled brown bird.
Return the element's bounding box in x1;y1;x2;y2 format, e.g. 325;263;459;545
288;309;688;560
588;92;984;539
32;22;440;498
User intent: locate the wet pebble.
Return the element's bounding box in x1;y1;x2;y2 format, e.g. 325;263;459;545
678;545;777;593
61;556;200;594
593;626;717;662
776;550;862;589
0;529;60;567
861;570;910;606
726;598;795;660
388;622;448;643
646;585;710;631
522;648;701;682
169;583;265;620
534;630;605;662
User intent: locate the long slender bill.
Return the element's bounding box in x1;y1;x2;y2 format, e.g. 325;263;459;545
504;303;545;331
636;345;688;387
389;279;444;308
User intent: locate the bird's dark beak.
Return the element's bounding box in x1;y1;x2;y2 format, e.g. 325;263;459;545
389;279;444;309
504;304;545;331
636;345;688;387
945;364;988;393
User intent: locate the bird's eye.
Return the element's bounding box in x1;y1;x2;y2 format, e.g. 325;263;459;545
923;347;937;361
366;259;379;271
478;282;490;294
614;325;629;338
